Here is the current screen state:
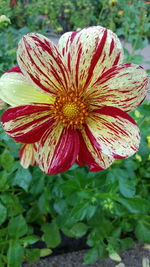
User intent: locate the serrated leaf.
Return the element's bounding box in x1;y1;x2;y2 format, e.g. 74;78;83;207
25;248;40;264
119;177;136;198
7;240;24;267
83;247;99;264
118;197;149;213
13;166;32;191
42;221;61;248
0;193;24;217
20;235;39;247
0;171;9;191
135;221;150;243
0;149;14;172
40;248;52;257
38;188;52;214
8;215;28;238
69;222;88;238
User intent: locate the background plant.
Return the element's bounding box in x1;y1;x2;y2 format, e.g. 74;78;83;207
0;0;150;266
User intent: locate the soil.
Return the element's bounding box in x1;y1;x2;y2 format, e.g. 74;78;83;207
23;243;150;267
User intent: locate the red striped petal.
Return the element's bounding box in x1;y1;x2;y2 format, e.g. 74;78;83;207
17;33;70;96
1;104;55;143
6;65;21;73
76;132;114;171
37;125;80;174
20;143;36;168
87;64;149;112
58;26;123;92
82;106;140;159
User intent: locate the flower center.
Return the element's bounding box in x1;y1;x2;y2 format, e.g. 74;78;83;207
62;103;79;118
54;92;89;129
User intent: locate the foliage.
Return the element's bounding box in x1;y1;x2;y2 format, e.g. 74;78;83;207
0;0;150;265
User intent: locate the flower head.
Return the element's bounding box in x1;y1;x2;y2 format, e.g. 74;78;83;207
0;26;149;174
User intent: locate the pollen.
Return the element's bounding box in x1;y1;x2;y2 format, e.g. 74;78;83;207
54;92;89;129
62;103;78;118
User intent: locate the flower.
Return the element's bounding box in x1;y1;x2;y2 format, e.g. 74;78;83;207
20;143;37;168
0;26;149;174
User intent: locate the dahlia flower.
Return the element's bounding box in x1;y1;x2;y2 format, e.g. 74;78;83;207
0;26;148;174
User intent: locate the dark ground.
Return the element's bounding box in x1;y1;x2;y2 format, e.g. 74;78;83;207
24;244;150;267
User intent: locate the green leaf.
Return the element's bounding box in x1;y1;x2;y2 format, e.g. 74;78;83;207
12;166;32;191
135;221;150;243
70;201;96;220
130;54;145;64
20;235;39;247
138;104;150;117
68;223;88;238
118;197;149;214
0;193;24;217
0;149;14;172
0;201;7;225
25;248;40;264
53;200;67;215
8;215;28;238
29;168;46;196
42;221;61;248
7;240;24;267
120;237;135;250
38;188;52;214
0;171;9;191
40;248;52;257
119;177;136;198
83;247;99;264
26;204;41;223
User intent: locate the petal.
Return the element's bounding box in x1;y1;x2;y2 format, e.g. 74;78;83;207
1;104;55;143
6;65;21;73
82;106;140;159
0;71;55;106
58;31;73;55
58;26;123;92
17;33;70;96
37;125;80;174
20;143;36;168
87;64;149;112
77;132;114;171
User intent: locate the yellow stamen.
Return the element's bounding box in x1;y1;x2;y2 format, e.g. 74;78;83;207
54;92;89;129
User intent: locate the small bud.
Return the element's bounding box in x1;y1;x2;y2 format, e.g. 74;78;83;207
147;136;150;148
56;27;63;33
135;153;142;162
0;15;11;24
103;198;114;211
109;0;118;7
118;10;124;17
